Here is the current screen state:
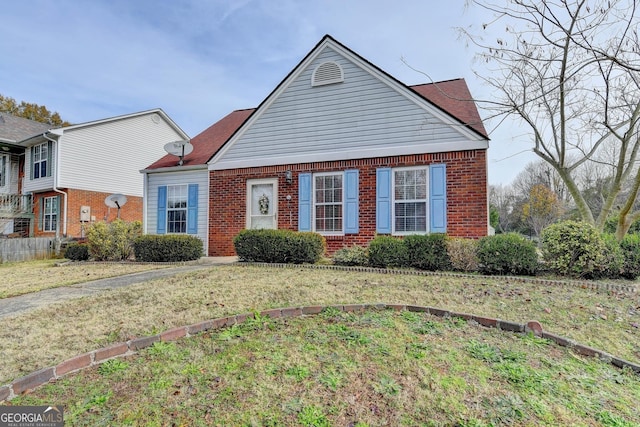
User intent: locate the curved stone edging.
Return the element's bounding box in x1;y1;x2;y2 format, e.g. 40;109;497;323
242;262;639;294
1;302;638;403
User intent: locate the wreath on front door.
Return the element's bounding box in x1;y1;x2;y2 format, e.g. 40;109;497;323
258;193;269;215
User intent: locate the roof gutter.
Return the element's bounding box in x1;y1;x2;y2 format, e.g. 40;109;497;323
42;131;67;238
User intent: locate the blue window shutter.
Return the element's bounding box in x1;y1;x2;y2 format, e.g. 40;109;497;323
344;169;359;234
298;173;312;231
157;186;167;234
376;168;392;234
187;184;198;234
430;164;447;233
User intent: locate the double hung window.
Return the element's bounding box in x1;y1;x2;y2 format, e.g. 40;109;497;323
167;185;188;233
43;196;58;232
393;168;428;233
32;142;49;179
314;173;343;234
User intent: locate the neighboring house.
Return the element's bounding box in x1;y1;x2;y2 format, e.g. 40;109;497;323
0;113;51;236
142;35;490;256
9;109;188;238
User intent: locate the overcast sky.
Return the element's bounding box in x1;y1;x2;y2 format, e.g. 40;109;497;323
1;0;537;184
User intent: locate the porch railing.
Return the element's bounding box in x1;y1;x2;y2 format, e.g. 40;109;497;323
0;194;33;216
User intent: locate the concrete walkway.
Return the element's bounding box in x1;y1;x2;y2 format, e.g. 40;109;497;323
0;257;237;320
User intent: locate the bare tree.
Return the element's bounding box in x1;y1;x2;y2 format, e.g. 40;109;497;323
489;184;519;232
461;0;640;240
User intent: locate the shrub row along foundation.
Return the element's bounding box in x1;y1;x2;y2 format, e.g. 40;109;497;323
1;303;639;402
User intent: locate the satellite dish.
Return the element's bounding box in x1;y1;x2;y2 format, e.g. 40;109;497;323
163;140;193;166
105;194;128;219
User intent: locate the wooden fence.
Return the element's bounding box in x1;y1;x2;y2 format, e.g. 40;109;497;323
0;237;58;263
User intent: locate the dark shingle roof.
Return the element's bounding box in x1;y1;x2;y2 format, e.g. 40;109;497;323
144;108;255;170
410;79;488;139
0;113;51;143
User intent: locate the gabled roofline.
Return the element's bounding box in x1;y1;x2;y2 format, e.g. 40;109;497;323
17;108;189;146
209;35;487;167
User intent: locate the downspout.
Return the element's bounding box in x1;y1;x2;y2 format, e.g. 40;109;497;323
42;132;68;239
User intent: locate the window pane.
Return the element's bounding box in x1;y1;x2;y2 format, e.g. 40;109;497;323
395;201;427;232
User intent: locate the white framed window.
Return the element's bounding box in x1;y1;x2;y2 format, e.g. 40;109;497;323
43;196;58;232
314;172;343;234
167;184;188;233
393;167;428;234
32;142;49;179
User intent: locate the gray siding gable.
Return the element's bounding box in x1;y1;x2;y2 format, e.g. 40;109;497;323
210;39;487;171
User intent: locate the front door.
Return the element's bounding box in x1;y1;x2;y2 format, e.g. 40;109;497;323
247;178;278;229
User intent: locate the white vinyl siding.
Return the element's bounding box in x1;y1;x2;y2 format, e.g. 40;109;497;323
212;46;485;170
57;114;183;196
145;169;208;249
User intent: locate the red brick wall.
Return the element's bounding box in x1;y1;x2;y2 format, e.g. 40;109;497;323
208;150;488;256
32;189;143;238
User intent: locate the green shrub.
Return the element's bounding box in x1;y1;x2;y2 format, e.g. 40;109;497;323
476;233;538;276
133;234;203;262
600;234;624;279
64;243;89;261
233;229;325;264
541;220;607;278
86;220;142;261
368;235;406;268
332;245;368;266
446;238;479;272
620;233;640;280
403;234;451;271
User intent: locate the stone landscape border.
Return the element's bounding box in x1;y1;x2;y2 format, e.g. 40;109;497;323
243;262;639;294
1;302;639;403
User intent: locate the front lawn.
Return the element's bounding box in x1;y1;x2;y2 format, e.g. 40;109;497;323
12;307;640;426
0;259;170;299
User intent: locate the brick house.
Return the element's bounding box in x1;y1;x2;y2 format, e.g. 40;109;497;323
142;35;489;256
4;109;187;238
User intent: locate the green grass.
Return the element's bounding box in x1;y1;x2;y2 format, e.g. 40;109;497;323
12;308;640;426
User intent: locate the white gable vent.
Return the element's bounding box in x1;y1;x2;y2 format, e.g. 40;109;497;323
311;61;344;86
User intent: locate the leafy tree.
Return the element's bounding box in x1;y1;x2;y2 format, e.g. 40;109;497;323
461;0;640;241
0;94;70;127
522;184;564;238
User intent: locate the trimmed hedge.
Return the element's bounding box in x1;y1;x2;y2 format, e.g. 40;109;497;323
368;235;407;268
64;243;90;261
476;233;538;276
541;221;606;278
233;229;326;264
133;234;203;262
403;234;451;271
